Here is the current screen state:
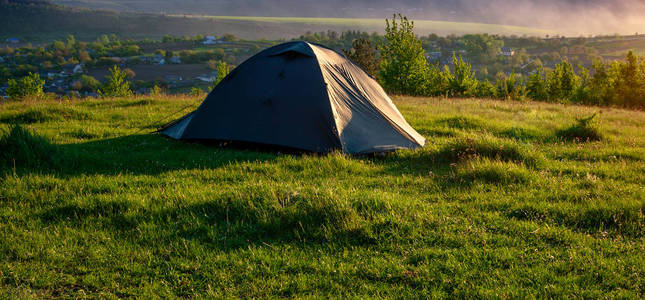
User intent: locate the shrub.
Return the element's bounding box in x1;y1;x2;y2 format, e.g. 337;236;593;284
150;85;163;96
546;60;580;102
100;65;132;97
526;67;548;100
496;72;524;100
611;51;645;108
445;54;478;97
378;14;429;96
190;87;204;96
79;75;101;92
474;79;496;98
212;60;231;89
6;72;45;100
343;38;380;79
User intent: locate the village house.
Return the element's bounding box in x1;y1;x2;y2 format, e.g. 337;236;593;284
152;54;166;65
196;71;218;83
203;36;223;45
501;47;515;57
426;52;442;61
60;64;83;76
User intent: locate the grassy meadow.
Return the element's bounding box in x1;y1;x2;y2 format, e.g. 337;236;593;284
0;95;644;297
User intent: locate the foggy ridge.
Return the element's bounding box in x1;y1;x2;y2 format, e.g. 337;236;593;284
51;0;645;35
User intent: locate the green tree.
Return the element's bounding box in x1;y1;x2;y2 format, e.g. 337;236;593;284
378;14;429;95
461;34;503;64
613;50;645;107
66;34;76;50
100;65;132;97
6;72;45;100
588;59;611;105
474;79;496;98
446;54;478;97
79;75;101;92
526;67;548;100
496;72;524;100
546;61;580;101
212;61;231;89
343;38;380;79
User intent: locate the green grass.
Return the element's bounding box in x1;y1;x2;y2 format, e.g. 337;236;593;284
0;96;644;298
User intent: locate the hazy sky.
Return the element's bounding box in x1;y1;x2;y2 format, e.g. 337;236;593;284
53;0;645;34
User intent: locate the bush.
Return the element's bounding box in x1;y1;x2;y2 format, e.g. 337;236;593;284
546;61;579;102
150;85;163;96
212;60;231;89
190;87;205;96
473;79;496;98
378;14;429;96
343;38;380;79
79;75;101;93
100;65;132;97
526;67;548;100
6;72;45;100
445;54;478;97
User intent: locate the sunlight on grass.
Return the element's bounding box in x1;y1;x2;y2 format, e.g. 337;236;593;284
0;95;643;298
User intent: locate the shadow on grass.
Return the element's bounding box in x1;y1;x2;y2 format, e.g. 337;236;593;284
36;195;387;251
3;132;281;177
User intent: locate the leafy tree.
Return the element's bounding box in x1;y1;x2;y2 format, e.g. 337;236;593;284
461;34;503;64
612;50;645;107
343;38;380;79
587;59;611;106
378;14;429;95
496;72;524;100
66;35;76;50
546;61;579;101
123;68;136;79
570;65;591;104
52;40;65;51
100;65;132;97
526;67;548;100
445;54;478;97
425;64;449;96
190;87;204;96
474;79;496;98
6;72;45;100
78;50;92;63
212;61;231;89
98;34;111;45
150;85;163;96
79;75;101;92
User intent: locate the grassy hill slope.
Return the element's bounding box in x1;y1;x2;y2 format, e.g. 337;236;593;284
0;3;553;42
0;96;643;297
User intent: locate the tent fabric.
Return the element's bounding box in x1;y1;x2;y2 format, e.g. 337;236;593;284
161;41;425;154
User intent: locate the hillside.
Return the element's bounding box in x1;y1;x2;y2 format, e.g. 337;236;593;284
51;0;645;35
1;96;643;297
0;2;552;41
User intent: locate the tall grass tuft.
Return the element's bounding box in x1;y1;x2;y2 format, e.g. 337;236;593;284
0;124;59;172
557;112;603;142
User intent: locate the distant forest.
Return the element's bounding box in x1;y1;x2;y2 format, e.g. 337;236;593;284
0;1;247;41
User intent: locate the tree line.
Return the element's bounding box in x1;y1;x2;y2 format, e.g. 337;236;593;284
348;14;645;109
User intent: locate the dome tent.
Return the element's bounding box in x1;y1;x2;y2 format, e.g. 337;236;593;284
162;41;425;154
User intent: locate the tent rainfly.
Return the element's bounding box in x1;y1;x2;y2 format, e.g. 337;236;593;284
161;41;425;154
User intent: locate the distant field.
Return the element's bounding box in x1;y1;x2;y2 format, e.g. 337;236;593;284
1;96;643;297
185;15;555;38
